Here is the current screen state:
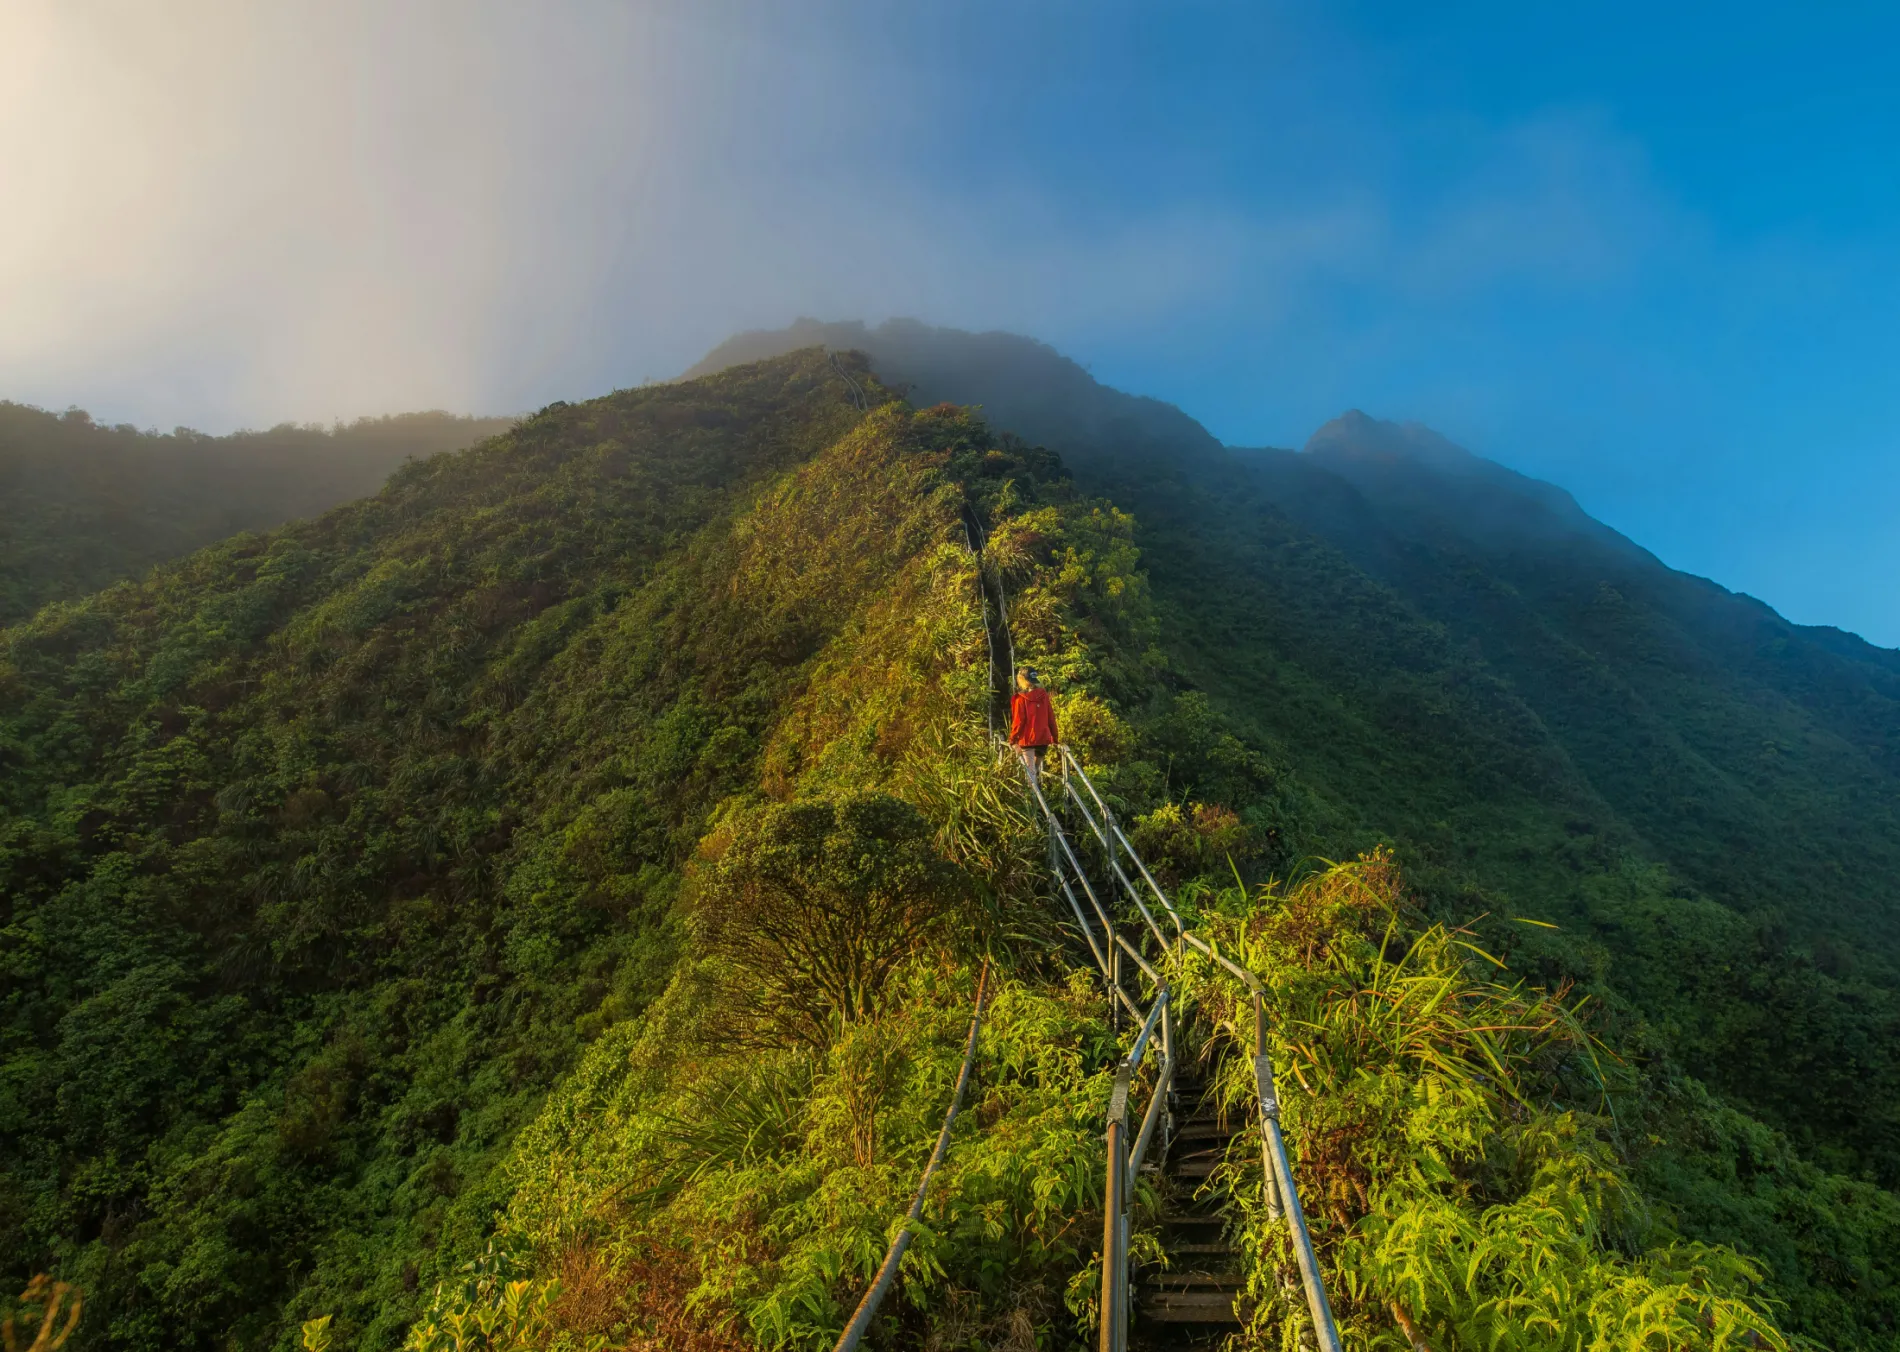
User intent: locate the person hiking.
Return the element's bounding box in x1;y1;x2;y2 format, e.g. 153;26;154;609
1009;666;1060;782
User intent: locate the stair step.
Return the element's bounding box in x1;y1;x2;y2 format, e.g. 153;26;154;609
1139;1296;1242;1323
1138;1272;1246;1324
1175;1141;1227;1156
1133;1070;1254;1332
1145;1272;1245;1290
1172;1126;1237;1144
1175;1135;1237;1151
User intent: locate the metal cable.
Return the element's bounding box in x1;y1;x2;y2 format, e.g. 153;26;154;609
828;350;869;411
832;961;990;1352
1029;749;1341;1352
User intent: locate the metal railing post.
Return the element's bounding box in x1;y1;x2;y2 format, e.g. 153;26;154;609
1161;1001;1175;1159
1253;994;1341;1352
1102;1066;1131;1352
1120;1206;1132;1345
1254;994;1284;1223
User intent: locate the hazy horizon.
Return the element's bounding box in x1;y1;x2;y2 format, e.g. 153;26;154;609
5;1;1897;644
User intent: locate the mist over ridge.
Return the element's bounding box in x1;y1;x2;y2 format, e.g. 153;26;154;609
8;4;1900;1345
0;401;516;626
693;316;1894;656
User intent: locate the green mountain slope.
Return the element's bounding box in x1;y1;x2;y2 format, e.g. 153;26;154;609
1264;412;1900;1167
0;354;929;1348
0;402;516;626
5;343;1896;1351
1290;408;1900;931
687;319;1900;1179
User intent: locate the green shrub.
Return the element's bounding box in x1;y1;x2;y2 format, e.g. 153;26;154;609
689;796;973;1047
1174;854;1790;1352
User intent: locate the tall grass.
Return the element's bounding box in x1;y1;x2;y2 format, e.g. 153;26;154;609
1172;853;1790;1352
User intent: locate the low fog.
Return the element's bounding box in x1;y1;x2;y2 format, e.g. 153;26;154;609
2;1;1276;430
3;0;1898;643
1;0;1668;435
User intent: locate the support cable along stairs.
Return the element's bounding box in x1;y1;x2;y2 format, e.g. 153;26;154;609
1024;751;1341;1352
830;502;1339;1352
960;495;1339;1350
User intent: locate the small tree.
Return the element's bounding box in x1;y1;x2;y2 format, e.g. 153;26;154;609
691;795;969;1045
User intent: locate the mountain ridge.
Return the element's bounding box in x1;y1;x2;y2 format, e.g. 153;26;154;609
0;401;519;627
696;319;1899;657
688;321;1900;1181
1296;407;1655;561
5;344;1899;1348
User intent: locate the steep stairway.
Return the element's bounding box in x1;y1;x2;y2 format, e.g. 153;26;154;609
1135;1066;1246;1345
960;506;1340;1352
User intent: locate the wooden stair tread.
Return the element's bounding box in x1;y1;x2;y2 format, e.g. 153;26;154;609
1127;1065;1256;1336
1138;1279;1246;1324
1144;1272;1245;1289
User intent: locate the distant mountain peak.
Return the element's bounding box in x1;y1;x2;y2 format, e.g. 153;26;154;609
1304;409;1485;477
687;318;1224;473
1300;408;1649;560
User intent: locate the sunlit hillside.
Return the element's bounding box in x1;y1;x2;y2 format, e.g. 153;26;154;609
4;349;1897;1350
0;403;518;626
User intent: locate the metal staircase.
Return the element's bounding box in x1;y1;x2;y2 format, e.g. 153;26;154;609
1137;1062;1247;1338
1024;746;1341;1352
833;511;1340;1351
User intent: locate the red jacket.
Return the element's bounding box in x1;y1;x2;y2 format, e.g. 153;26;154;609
1010;687;1059;748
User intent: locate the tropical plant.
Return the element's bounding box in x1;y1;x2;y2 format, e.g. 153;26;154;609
2;1278;82;1352
401;1244;561;1352
688;795;973;1046
1171;854;1788;1352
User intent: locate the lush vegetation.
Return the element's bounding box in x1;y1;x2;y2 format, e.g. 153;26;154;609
1;355;892;1347
696;324;1900;1334
0;401;515;626
4;344;1897;1349
1165;854;1790;1352
696;320;1900;1179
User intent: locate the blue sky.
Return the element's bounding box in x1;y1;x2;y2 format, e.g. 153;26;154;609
864;1;1900;645
4;1;1896;643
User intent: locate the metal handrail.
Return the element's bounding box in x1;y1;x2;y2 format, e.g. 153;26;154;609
970;504;1337;1352
1014;758;1176;1352
1033;745;1341;1352
828;350;869;411
1055;774;1176;941
832;962;991;1352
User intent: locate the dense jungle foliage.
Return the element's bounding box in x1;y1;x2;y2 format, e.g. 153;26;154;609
0;401;516;626
699;323;1900;1173
2;346;1896;1350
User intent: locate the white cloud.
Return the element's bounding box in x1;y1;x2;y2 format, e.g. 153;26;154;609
0;0;1680;433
